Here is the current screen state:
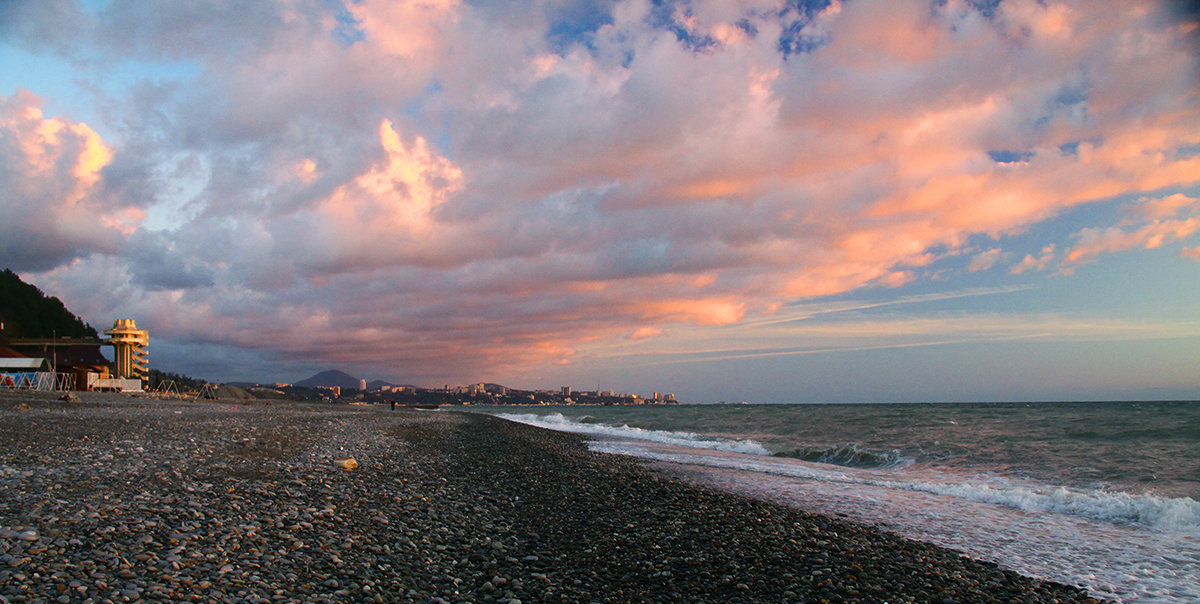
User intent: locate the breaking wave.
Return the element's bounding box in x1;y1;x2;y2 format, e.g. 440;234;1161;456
492;411;1200;533
493;412;771;456
587;440;1200;534
912;481;1200;533
774;443;909;468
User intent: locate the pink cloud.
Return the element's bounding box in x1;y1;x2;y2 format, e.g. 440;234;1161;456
630;327;665;340
637;299;748;326
349;0;461;60
1057;193;1200;267
0;91;143;271
968;248;1009;272
1011;245;1057;275
1137;193;1197;220
1065;219;1200;266
7;0;1200;385
1;91;110;195
306;119;463;268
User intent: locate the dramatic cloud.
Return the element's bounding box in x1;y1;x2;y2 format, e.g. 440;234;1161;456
0;91;142;271
4;0;1198;387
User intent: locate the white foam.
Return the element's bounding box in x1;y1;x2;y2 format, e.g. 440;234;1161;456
493;412;772;455
498;412;1199;534
488;408;1200;602
909;481;1200;533
585;438;1200;604
587;438;1200;533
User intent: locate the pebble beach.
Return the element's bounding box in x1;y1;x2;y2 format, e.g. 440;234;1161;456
0;392;1103;603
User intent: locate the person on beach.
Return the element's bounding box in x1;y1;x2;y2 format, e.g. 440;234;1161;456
390;400;396;411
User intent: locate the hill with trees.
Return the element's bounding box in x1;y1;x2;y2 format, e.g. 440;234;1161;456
148;369;210;392
0;269;213;389
0;269;98;340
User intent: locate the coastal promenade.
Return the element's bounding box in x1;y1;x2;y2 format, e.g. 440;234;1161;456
0;392;1101;603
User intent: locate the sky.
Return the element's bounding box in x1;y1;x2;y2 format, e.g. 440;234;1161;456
1;0;1198;403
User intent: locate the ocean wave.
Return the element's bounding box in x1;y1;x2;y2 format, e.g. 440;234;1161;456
493;412;771;456
493;411;1200;533
495;413;905;469
773;443;909;468
586;440;1200;534
910;481;1200;533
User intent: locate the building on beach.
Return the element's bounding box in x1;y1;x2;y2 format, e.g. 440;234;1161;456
4;339;111;391
104;319;149;383
1;319;148;392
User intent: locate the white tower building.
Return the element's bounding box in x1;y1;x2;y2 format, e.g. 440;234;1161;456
104;319;149;383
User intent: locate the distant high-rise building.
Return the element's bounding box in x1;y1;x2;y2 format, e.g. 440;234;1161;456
561;386;571;396
358;378;367;391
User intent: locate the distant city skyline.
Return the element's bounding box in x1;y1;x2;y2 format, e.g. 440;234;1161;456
2;1;1198;402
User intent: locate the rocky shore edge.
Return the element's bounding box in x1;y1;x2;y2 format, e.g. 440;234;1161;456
0;392;1102;603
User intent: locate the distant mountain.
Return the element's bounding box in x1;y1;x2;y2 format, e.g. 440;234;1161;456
295;369;363;389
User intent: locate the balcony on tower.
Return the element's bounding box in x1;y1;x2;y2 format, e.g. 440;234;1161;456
104;319;149;384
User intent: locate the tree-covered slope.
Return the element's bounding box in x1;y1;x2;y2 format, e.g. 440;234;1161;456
0;269;98;339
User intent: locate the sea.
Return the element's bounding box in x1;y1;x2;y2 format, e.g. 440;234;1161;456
465;401;1200;603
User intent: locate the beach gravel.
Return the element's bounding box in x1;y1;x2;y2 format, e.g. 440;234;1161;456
0;392;1102;603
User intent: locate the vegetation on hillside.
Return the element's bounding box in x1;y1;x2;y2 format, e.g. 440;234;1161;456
148;369;210;392
0;269;98;340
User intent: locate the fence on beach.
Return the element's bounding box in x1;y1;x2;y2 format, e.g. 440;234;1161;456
0;372;77;391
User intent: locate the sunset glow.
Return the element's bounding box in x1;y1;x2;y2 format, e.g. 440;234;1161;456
1;0;1197;401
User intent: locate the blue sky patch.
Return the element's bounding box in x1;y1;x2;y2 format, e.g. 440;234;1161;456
330;1;365;47
544;0;617;53
778;0;833;57
988;149;1035;163
647;0;719;52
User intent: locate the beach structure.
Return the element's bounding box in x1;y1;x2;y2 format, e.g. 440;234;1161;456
3;340;111;391
43;343;110;390
0;356;53;389
104;319;149;383
0;356;48;372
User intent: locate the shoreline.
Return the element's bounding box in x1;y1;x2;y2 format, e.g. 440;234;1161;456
0;393;1101;602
